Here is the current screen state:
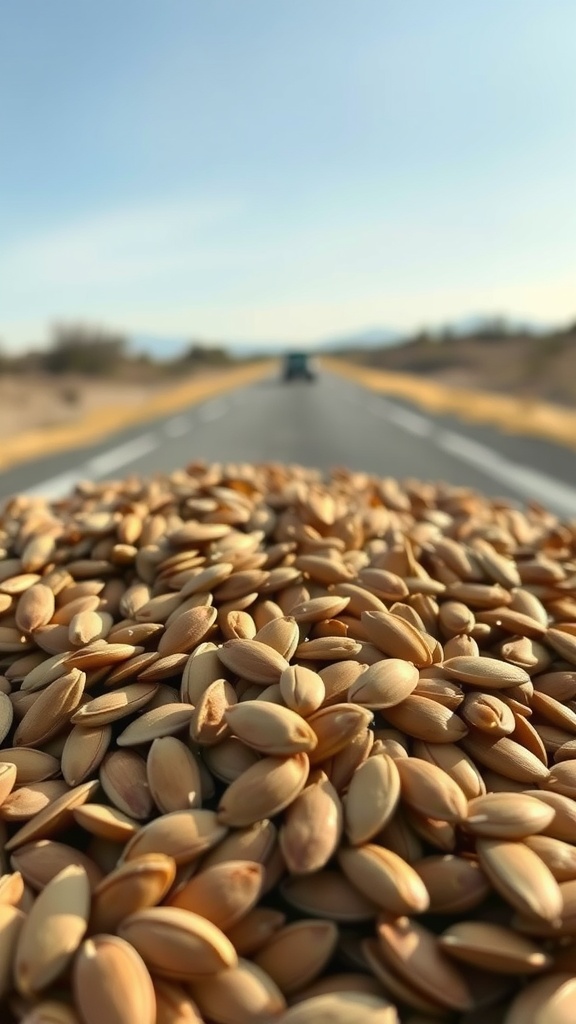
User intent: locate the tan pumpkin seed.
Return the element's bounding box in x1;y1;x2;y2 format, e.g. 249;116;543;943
218;752;309;827
505;972;576;1024
307;704;373;765
61;724;112;786
395;756;468;824
146;737;202;813
376;916;473;1012
463;792;556;839
525;790;576;842
201;819;277;874
71;681;158;728
90;853;176;933
153;979;204;1024
122;809;227;864
411;740;486;799
65;642;140;671
225;700;317;755
14;865;90;996
189;958;286;1023
253;615;300;659
442;656;531;689
217;638;289;684
73;934;156;1024
414;854;491;914
338;844;430;915
344;754;400;845
99;749;152;820
461;732;550;783
226;907;286;957
294;636;363;661
461;691;516;736
157;606;217;657
0;780;69;822
282;870;377;922
523;834;576;881
360;610;433;666
14;670;85;747
281;991;399;1022
167;860;263;930
0;749;59;787
5;780;99;852
543;759;576;799
383;695;467;743
118;906;237;979
279;772;342;874
253;919;338;994
10;839;103;891
347;659;419;710
116;703;194;746
0;904;25;999
476;837;563;922
319;661;366;706
15;584;55;634
439;920;551;973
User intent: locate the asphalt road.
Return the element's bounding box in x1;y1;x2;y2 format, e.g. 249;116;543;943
1;371;575;518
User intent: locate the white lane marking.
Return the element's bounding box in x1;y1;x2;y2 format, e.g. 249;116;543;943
88;433;159;476
437;429;576;517
20;431;160;499
369;395;576;518
198;399;228;422
369;397;432;436
164;415;191;438
22;471;85;499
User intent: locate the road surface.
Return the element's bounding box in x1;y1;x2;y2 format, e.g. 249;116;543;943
1;372;575;518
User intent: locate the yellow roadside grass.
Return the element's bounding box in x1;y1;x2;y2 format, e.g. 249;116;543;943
0;361;276;471
323;357;576;452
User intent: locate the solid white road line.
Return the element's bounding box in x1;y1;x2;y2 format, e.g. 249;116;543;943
380;405;431;436
437;429;576;517
369;397;576;518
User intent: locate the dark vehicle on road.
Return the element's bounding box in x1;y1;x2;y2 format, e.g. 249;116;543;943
282;351;316;382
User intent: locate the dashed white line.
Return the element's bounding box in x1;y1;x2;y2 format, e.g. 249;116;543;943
164;415;191;438
198;399;228;422
23;471;85;500
369;397;576;518
88;433;159;476
21;432;160;499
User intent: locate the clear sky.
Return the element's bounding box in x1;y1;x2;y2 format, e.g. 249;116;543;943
2;0;576;351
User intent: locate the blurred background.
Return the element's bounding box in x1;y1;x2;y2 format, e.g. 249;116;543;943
1;1;575;511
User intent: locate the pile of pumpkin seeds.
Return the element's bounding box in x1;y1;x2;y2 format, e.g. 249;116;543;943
0;462;574;1022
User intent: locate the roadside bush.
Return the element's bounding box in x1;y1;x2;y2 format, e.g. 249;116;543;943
44;323;128;375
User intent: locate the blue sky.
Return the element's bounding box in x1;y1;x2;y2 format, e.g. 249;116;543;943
2;0;576;352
